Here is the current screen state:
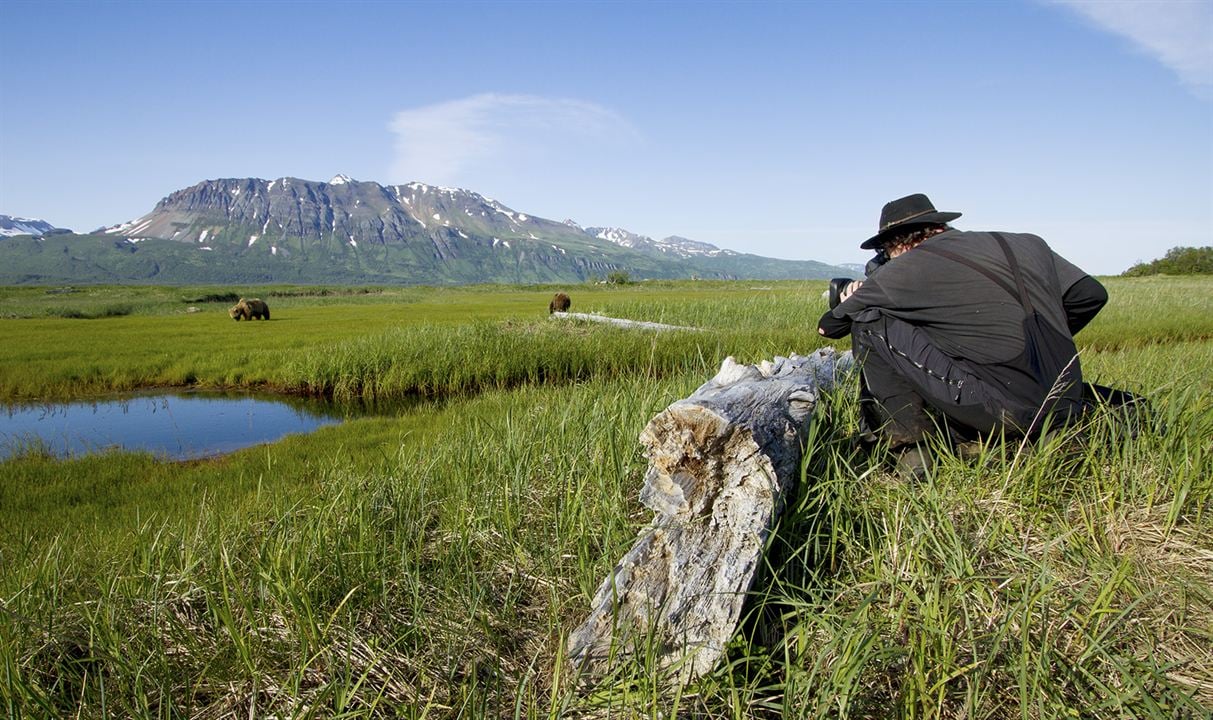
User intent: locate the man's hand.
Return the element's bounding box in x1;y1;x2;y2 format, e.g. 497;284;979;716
840;280;863;303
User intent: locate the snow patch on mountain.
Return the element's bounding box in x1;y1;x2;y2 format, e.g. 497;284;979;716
592;227;645;248
585;226;733;258
658;235;737;258
1;215;66;237
104;218;143;235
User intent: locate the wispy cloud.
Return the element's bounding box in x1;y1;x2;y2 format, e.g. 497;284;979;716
1048;0;1212;97
387;93;637;186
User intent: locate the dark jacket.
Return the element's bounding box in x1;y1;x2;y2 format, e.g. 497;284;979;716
818;229;1106;361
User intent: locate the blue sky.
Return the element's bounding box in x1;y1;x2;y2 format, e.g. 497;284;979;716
1;0;1209;274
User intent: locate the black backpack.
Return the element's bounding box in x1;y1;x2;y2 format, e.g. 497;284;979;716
920;233;1085;434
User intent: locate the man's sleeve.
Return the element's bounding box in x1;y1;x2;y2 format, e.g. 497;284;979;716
816;278;893;338
1062;275;1107;334
817;308;852;338
1052;251;1107;334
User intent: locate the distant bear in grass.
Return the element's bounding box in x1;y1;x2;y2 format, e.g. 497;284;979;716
229;297;270;321
549;292;571;314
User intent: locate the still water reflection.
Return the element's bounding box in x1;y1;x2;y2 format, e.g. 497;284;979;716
1;391;353;460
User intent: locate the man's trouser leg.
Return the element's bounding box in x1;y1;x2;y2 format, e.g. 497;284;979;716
853;343;935;448
852;312;1006;447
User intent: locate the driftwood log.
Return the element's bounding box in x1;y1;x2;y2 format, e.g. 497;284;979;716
566;347;854;683
551;311;700;332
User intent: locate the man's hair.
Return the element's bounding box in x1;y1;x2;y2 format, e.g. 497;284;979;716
882;224;950;255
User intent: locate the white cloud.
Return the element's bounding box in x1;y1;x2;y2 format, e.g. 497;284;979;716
387;93;636;186
1049;0;1213;96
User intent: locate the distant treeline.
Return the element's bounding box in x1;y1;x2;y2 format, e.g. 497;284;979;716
1122;246;1213;277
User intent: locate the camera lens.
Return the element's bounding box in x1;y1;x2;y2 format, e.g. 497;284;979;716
828;278;852;309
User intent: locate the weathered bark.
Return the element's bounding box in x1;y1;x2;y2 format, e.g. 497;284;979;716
566;347;854;683
550;311;700;332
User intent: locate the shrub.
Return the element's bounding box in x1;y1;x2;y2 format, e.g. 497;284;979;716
46;304;134;319
1122;246;1213;276
181;292;240;304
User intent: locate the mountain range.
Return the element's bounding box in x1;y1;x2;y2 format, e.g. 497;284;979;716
0;176;849;285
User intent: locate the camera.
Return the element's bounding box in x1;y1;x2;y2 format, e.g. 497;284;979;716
828;250;888;309
827;278;853;309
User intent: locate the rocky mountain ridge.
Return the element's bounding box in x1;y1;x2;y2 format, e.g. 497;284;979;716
0;175;850;285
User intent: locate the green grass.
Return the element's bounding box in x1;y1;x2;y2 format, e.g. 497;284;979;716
3;277;1208;403
0;280;828;402
749;380;1213;717
2;277;1211;718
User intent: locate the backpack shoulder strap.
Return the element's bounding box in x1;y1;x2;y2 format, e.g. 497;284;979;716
917;242;1020;303
990;232;1034;314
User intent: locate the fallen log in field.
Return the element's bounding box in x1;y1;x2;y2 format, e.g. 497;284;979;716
550;311;700;332
566;347;855;684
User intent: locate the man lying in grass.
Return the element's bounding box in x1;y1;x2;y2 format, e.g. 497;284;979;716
818;193;1107;478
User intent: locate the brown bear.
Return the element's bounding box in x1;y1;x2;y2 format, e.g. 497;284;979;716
229;297;270;321
549;292;571;314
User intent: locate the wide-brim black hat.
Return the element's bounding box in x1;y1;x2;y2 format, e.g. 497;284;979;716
861;193;961;249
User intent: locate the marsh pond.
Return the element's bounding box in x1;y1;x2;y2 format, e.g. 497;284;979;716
0;391;377;460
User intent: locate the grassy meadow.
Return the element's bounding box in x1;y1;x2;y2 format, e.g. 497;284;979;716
1;277;1211;718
